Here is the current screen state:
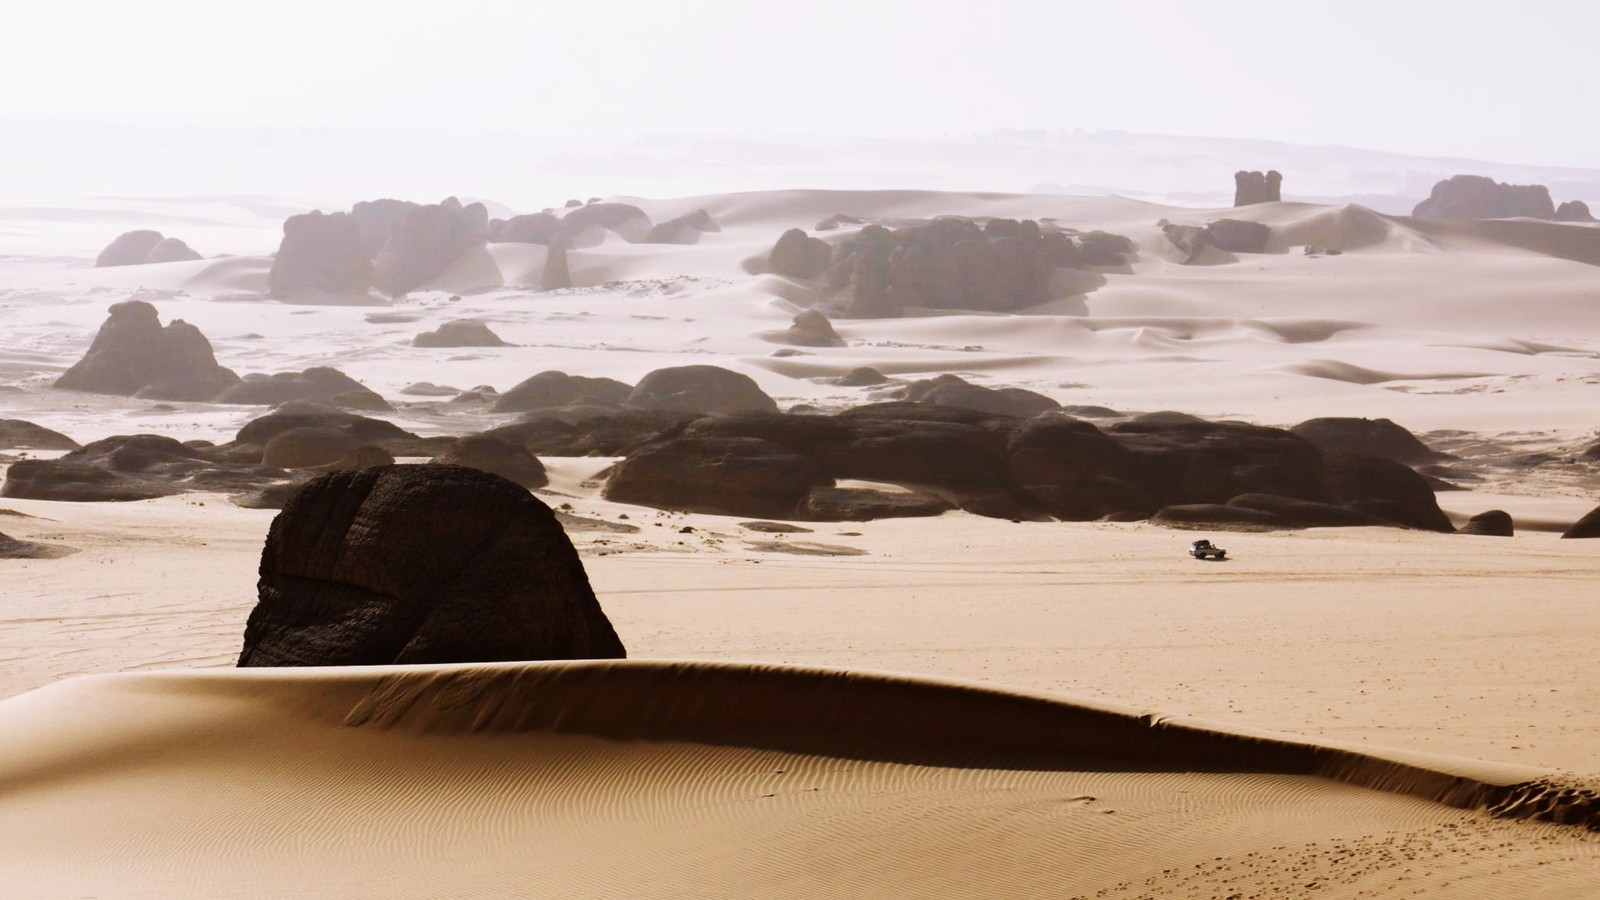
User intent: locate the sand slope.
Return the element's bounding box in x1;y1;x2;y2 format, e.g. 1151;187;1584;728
1;662;1596;900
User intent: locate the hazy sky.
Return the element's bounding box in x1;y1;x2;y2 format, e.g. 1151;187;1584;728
2;0;1594;167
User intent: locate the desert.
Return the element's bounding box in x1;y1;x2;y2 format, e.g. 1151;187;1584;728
4;4;1600;897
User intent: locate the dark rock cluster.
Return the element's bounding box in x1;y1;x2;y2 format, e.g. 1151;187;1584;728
1412;175;1597;222
95;231;202;267
269;196;488;299
765;217;1134;318
412;320;509;348
1234;170;1283;206
599;404;1454;530
53;300;390;409
238;465;625;666
0;434;289;502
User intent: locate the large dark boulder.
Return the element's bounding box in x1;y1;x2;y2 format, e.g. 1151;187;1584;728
1107;415;1334;507
1;434;287;501
492;371;634;413
1412;175;1556;220
625;365;778;415
1459;509;1514;537
1561;506;1600;539
261;427;360;469
1290;417;1449;465
227;410;441;463
267;211;374;297
239;465;625;666
94;230;165;267
768;228;834;278
370;197;486;296
430;435;548;489
1151;503;1284;529
603;436;828;518
1160;219;1271;262
54;300;240;400
1225;493;1389;528
483;407;694;456
1321;451;1454;532
0;420;80;451
412;320;509;348
214;367;389;410
900;374;1059;418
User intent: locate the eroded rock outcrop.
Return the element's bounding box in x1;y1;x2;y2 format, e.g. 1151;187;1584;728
1234;170;1283;206
899;374;1059;418
1159;218;1273;263
54;301;240;401
239;465;625;666
430;435;548;489
645;209;718;244
95;231;199;267
214;367;389;410
412;320;509;348
1289;417;1449;465
768;228;835;278
624;365;778;415
0;420;80;451
1412;175;1557;220
1460;509;1514;536
491;371;634;413
1;434;287;502
268;211;374;298
1562;506;1600;539
779;310;846;348
1554;200;1596;223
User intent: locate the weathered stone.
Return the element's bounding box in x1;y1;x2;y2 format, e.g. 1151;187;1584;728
94;231;165;267
267;211;373;297
492;371;633;413
625;365;778;415
430;435;548;489
0;420;80;451
1459;509;1514;536
603;436;827;518
239;465;625;666
54;300;239;400
1413;175;1557;220
768;228;834;278
412;320;509;348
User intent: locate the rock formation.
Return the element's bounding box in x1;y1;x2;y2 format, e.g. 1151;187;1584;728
94;231;199;266
624;365;779;415
412;320;509;348
779;310;846;348
1160;218;1273;262
898;374;1059;418
142;237;203;264
645;209;719;244
1;434;287;502
226;409;443;461
369;197;487;296
596;405;1454;528
1459;509;1514;536
488;212;562;244
1562;506;1600;538
0;420;80;451
604;436;829;518
239;465;626;665
267;211;374;297
430;435;548;489
54;300;240;401
836;367;888;386
768;228;835;278
261;427;361;469
492;371;634;413
1233;170;1283;206
1412;175;1557;220
1289;417;1449;465
214;367;389;410
0;531;77;559
1554;200;1596;222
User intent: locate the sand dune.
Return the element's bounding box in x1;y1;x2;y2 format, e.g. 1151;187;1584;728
1;662;1595;899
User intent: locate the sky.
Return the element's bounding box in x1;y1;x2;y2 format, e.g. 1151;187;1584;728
1;0;1596;203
